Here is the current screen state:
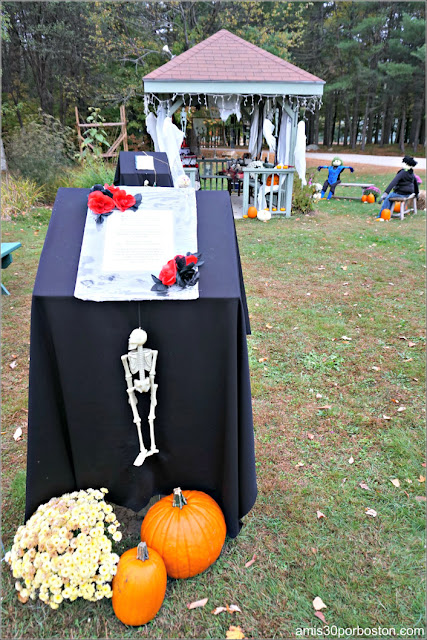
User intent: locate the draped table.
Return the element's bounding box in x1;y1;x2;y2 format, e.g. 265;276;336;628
114;151;173;187
25;188;256;537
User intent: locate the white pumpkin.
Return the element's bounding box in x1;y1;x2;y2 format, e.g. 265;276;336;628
257;209;272;222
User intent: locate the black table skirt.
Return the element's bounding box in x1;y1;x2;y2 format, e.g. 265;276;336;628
25;188;256;537
114;151;173;187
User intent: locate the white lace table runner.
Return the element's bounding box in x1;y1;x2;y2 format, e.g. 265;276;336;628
74;187;199;301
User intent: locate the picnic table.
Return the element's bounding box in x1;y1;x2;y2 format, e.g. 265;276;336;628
1;242;21;295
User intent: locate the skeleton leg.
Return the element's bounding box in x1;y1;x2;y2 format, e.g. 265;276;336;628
121;355;148;466
148;377;159;454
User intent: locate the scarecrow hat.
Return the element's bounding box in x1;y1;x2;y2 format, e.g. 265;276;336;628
402;155;417;167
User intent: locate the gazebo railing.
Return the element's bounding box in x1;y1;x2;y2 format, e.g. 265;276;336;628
242;167;295;218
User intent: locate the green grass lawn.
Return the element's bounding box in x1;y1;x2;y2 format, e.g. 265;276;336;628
1;173;425;638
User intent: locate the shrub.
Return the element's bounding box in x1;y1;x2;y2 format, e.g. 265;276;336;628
292;176;315;214
66;155;116;189
4;112;76;195
1;173;45;219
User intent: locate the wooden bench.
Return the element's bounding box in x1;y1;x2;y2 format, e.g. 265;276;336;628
331;183;376;200
1;242;21;295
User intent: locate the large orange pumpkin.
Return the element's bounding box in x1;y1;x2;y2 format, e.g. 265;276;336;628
393;202;401;213
112;542;167;626
367;193;375;203
266;174;280;187
140;487;226;579
361;195;368;202
247;206;258;218
381;208;391;220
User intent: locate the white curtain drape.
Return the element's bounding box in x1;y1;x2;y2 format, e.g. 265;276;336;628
208;95;241;122
277;110;291;166
294;120;307;185
145;112;159;152
248;105;259;157
162;116;185;187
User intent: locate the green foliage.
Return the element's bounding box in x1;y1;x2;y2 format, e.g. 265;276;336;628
5;113;76;193
292;176;315;215
80;107;110;157
65;156;116;189
1;174;45;219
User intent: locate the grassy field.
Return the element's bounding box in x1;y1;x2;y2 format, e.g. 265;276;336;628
1;169;425;639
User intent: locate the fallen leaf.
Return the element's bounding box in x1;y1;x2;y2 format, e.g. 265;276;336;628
318;405;331;410
258;357;268;363
212;607;227;615
404;490;410;498
413;377;419;382
405;479;412;484
9;361;17;369
418;475;425;483
340;265;348;270
404;358;413;362
422;463;426;468
315;393;323;399
313;596;327;610
390;478;400;488
226;625;245;639
343;292;349;296
415;496;426;502
244;553;257;568
382;415;391;420
307;433;315;440
348;456;354;464
296;462;305;468
310;547;317;554
359;482;370;491
391;398;399;403
265;324;273;329
227;605;242;613
397;406;406;412
365;508;377;517
316;510;326;519
399;336;407;340
408;341;416;348
187;598;208;610
17;592;29;604
314;611;327;624
341;336;352;341
13;427;22;441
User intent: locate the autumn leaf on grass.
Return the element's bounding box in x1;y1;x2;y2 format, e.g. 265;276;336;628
13;427;22;442
318;405;332;411
245;553;257;568
407;341;416;348
258;357;268;363
313;596;327;610
314;611;327;624
397;406;406;412
187;598;208;610
365;508;377;517
265;324;273;329
415;496;426;503
316;510;326;519
382;415;391;421
418;475;425;483
359;482;370;491
226;625;245;639
296;461;305;468
390;479;400;488
341;336;352;341
227;605;242;613
348;456;354;464
307;433;315;440
212;607;228;615
9;360;17;369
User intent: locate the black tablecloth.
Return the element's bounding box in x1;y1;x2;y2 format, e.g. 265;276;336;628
25;188;256;537
114;151;173;187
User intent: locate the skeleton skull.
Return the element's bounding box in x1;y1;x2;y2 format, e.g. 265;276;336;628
128;328;147;350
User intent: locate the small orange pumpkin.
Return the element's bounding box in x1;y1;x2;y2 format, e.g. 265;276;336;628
393;202;401;213
112;542;167;626
361;195;368;202
381;208;391;220
247;206;258;218
367;193;375;203
266;174;280;187
141;487;226;579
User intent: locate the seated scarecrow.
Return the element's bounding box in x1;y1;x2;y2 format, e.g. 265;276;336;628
377;155;419;217
317;157;354;200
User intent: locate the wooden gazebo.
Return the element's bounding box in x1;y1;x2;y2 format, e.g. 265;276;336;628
143;29;324;215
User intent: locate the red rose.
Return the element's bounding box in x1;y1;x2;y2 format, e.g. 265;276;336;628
159;259;177;286
104;183;120;194
113;189;136;212
88;191;115;215
185;254;198;265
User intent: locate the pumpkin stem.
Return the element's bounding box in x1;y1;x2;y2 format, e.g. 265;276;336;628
136;541;149;562
172;487;187;509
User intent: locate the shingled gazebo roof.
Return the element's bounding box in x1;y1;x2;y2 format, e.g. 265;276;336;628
143;29;324;97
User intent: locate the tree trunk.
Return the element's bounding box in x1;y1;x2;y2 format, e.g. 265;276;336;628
399;103;406;152
314;107;320;145
409;93;424;152
361;96;371;151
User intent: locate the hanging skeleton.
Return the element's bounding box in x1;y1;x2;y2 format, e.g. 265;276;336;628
121;328;159;466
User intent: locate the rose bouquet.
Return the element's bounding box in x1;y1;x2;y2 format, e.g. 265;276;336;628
5;488;122;609
151;252;204;293
88;184;142;223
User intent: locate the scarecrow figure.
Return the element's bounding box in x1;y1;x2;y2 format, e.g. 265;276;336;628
377;155;419;217
317;157;354;200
